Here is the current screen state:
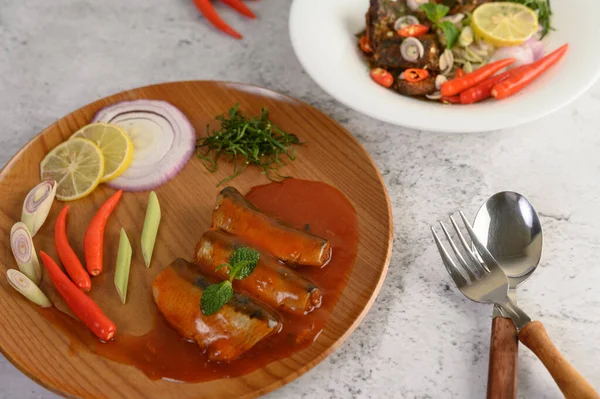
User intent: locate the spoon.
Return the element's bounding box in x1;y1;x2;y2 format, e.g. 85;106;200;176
473;191;543;399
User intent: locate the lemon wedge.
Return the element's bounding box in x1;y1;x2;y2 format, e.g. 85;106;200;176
70;123;133;182
472;2;538;47
40;138;105;201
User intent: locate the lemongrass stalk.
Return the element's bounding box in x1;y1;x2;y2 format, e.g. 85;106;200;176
141;191;161;268
10;222;41;285
21;180;57;237
114;228;132;304
7;269;52;307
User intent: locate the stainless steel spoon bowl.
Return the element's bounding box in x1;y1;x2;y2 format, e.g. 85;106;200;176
474;191;543;297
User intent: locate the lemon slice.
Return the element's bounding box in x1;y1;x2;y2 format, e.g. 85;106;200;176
472;2;538;47
70;123;133;182
40;138;105;201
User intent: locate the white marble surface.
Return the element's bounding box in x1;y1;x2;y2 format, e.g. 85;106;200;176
1;1;600;398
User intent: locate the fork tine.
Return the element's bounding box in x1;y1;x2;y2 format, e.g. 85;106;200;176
449;215;490;274
459;211;500;272
438;221;477;282
431;227;468;288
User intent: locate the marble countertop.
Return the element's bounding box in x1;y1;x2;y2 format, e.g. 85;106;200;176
1;1;599;398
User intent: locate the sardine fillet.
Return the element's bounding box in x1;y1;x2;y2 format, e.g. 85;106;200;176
212;187;331;267
194;229;322;315
152;259;282;362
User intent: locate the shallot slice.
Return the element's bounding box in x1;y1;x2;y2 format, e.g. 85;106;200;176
394;16;419;31
401;37;425;62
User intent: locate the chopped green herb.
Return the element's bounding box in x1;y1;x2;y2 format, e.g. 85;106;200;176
196;104;301;186
200;246;260;315
506;0;553;38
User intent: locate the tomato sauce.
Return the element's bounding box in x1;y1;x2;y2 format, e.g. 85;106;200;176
39;179;359;382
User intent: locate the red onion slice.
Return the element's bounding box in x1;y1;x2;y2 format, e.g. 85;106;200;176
490;45;534;72
92;100;196;191
525;38;545;61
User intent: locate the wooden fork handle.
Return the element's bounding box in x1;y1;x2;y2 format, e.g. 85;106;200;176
519;321;600;399
486;317;518;399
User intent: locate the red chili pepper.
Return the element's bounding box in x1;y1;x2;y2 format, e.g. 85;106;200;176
193;0;242;39
220;0;256;19
460;65;527;104
55;205;91;292
441;95;462;104
370;68;394;88
398;24;429;38
40;251;116;341
404;68;430;83
455;68;465;78
359;35;373;54
84;190;123;276
492;44;569;100
441;58;516;97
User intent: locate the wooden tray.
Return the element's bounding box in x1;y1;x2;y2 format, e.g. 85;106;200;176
0;81;393;398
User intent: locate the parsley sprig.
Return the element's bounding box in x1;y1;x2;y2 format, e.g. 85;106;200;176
419;4;460;49
200;247;260;316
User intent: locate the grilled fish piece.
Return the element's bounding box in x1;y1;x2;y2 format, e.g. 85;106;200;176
395;75;437;97
194;229;322;315
373;34;441;71
152;259;282;362
366;0;411;50
212;187;331;267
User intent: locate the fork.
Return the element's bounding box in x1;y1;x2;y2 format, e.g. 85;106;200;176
432;212;599;399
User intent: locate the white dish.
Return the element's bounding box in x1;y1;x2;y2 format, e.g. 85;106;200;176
289;0;600;133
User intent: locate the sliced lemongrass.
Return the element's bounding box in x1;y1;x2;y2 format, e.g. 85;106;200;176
21;180;57;236
141;191;161;268
114;228;132;304
7;269;52;307
10;222;41;285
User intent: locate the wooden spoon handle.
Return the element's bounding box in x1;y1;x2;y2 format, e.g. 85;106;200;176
519;321;599;399
486;317;518;399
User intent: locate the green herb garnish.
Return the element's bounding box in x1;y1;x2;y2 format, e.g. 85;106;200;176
420;4;460;49
506;0;553;38
200;247;260;316
196;104;301;186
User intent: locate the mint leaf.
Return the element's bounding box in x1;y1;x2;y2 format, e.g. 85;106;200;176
229;247;260;280
201;281;233;316
419;3;449;24
439;21;460;49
